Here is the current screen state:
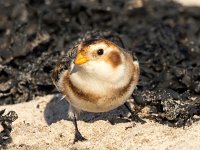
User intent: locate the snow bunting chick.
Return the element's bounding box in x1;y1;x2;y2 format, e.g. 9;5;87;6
52;38;139;143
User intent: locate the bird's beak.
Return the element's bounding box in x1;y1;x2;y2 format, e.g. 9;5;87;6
74;52;88;65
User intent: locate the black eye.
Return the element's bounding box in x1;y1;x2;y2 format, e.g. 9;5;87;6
97;49;104;55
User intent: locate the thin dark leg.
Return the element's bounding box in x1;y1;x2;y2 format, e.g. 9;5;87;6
72;114;86;143
124;102;146;124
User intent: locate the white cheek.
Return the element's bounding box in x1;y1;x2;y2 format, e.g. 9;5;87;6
86;61;113;77
85;61;125;83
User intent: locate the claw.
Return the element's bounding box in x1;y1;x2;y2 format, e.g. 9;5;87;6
124;102;146;124
73;130;87;143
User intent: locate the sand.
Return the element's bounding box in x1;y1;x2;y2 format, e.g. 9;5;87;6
0;94;199;150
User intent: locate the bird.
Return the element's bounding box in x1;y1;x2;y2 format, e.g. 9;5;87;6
51;38;140;143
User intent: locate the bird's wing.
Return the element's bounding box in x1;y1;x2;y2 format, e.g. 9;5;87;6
130;51;138;62
51;45;78;88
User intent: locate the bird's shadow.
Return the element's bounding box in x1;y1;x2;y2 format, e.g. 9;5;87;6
44;94;135;125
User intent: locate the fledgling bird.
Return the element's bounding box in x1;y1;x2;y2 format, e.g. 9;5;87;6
51;38;140;143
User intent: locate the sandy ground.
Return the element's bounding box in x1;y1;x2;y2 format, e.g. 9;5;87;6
174;0;200;6
0;94;199;150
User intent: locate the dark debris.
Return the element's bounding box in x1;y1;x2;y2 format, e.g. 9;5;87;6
0;0;200;127
133;89;200;127
0;109;18;148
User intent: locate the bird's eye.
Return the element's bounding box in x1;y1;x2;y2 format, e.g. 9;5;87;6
97;49;104;55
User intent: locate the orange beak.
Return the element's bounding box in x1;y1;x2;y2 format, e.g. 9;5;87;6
74;52;88;65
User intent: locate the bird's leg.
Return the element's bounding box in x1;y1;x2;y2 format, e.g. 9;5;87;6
72;113;86;143
68;105;86;143
124;102;146;124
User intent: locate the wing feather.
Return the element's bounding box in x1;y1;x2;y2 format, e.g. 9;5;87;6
51;45;78;87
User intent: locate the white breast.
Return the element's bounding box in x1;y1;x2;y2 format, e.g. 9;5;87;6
69;59;130;95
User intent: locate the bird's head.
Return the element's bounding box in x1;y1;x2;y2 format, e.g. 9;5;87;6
72;38;126;82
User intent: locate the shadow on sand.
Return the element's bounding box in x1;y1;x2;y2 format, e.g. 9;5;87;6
44;94;135;125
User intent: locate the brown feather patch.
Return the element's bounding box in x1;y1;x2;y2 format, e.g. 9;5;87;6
116;76;134;97
81;39;99;48
106;51;122;68
81;39;118;52
63;75;101;103
132;62;139;83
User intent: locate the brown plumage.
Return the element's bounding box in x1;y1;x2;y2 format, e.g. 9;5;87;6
51;38;140;143
106;51;122;68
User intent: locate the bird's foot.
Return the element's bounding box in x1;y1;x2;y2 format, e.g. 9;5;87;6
124;102;146;124
73;130;87;143
130;112;146;124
